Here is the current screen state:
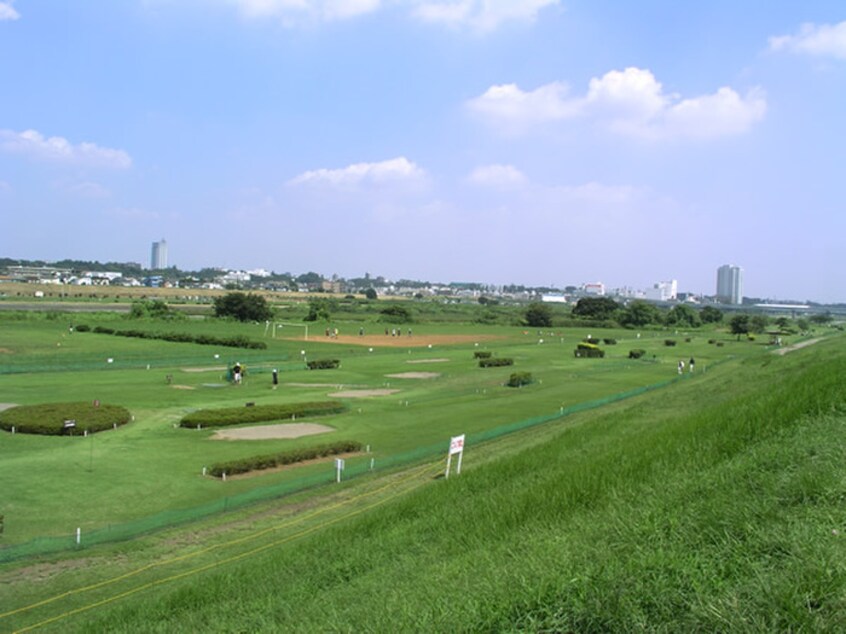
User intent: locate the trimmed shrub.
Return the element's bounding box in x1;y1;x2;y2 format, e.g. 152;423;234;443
708;339;717;344
583;337;602;345
603;338;617;345
0;402;132;435
307;359;340;370
506;372;533;387
628;349;647;359
180;401;345;428
74;324;91;332
574;347;605;358
473;351;493;359
479;357;514;368
208;440;363;478
93;326;115;335
664;339;677;346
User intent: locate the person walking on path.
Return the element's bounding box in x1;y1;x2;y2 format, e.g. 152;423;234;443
272;368;278;389
678;360;685;375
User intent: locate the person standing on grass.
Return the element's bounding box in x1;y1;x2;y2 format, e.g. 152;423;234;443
233;362;242;385
689;357;695;373
678;360;685;374
272;368;278;389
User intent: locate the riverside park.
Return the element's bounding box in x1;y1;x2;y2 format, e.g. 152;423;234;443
1;295;845;632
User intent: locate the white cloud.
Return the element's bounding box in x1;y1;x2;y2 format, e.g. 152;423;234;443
467;67;766;140
63;181;112;199
769;21;846;60
289;156;426;186
0;2;20;21
467;164;527;188
0;129;132;169
230;0;381;23
412;0;558;33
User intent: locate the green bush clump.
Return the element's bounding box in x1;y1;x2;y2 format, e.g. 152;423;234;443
583;337;602;345
180;401;345;428
474;351;492;359
479;357;514;368
208;440;363;478
628;349;646;359
506;372;533;387
307;359;341;370
575;342;605;358
93;326;115;335
74;324;91;332
0;402;131;435
603;338;617;345
664;339;677;346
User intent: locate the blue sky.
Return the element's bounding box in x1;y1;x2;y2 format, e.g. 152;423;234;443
1;1;844;302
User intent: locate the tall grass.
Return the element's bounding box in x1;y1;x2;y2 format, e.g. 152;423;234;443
61;338;846;632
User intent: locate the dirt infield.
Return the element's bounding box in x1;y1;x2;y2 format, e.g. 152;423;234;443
212;423;334;440
280;333;503;348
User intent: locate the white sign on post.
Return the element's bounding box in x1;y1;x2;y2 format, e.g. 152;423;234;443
335;458;345;483
445;434;465;479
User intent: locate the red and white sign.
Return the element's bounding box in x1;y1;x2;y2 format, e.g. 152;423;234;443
449;434;465;455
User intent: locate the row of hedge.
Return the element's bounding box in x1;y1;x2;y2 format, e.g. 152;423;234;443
208;440;363;478
479;357;514;368
0;402;132;435
506;372;533;387
75;324;267;350
180;401;345;428
307;359;340;370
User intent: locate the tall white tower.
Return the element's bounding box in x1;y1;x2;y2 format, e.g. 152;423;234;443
150;239;168;270
716;264;743;304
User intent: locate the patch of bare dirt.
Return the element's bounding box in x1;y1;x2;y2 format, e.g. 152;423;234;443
385;372;440;379
0;403;17;412
170;385;196;390
328;389;400;398
0;347;14;354
407;358;449;364
181;366;226;373
212;423;334;441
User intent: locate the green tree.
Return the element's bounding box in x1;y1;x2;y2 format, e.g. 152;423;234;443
213;292;273;322
524;302;553;328
572;297;620;321
700;305;723;323
729;314;750;339
380;304;413;323
809;313;833;325
364;288;378;300
665;304;702;328
619;300;662;327
749;314;769;334
304;298;332;322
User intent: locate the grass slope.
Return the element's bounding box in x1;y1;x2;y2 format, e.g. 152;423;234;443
46;337;846;632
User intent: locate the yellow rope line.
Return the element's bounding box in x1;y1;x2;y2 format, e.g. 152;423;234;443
4;461;441;631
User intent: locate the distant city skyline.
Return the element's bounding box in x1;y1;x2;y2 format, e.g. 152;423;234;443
1;2;844;303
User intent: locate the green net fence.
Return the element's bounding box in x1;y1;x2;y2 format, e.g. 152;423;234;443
0;370;717;564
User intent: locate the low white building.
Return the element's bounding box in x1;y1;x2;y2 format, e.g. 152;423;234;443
645;280;677;302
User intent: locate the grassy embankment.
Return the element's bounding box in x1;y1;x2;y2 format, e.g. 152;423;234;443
2;333;843;631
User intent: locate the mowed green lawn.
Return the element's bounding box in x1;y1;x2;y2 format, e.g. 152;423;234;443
1;316;773;545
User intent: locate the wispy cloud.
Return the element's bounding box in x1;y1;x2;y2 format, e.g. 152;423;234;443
412;0;558;33
467;164;527;188
0;129;132;169
289;156;426;186
60;181;112;199
467;67;766;139
769;21;846;60
228;0;381;23
0;2;20;21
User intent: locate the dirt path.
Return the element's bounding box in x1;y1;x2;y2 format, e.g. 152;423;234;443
385;372;440;379
773;337;823;356
278;333;503;348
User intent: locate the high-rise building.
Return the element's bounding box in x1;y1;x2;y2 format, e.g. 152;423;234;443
150;239;168;270
716;264;743;304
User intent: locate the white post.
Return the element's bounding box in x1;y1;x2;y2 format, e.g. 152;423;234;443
10;426;14;434
445;453;452;479
202;467;207;476
370;458;375;471
222;472;226;482
457;449;463;475
335;458;345;483
76;527;81;545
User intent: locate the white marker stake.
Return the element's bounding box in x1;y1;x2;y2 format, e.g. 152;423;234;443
335;458;345;483
76;527;81;545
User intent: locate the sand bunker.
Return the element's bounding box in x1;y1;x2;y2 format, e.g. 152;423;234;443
329;389;400;398
171;385;195;390
286;382;366;389
182;366;227;373
212;423;334;440
406;358;449;364
385;372;440;379
0;403;17;412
